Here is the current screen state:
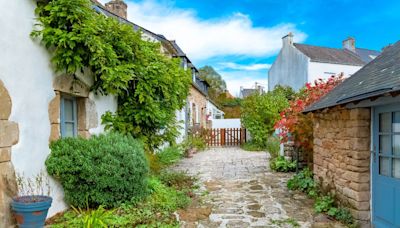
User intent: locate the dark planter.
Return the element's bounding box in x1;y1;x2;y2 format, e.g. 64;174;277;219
11;195;52;228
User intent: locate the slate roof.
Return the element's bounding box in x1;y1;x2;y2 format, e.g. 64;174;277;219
293;43;379;66
240;89;257;98
304;41;400;112
92;3;177;55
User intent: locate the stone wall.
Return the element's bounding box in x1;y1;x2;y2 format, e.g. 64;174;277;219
49;75;99;142
0;80;19;226
313;107;371;226
188;86;208;129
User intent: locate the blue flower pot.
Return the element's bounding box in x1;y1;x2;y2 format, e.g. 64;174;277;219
11;195;52;228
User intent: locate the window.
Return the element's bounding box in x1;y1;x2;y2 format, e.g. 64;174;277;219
60;95;77;138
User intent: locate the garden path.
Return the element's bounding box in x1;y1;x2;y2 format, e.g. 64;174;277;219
173;147;322;228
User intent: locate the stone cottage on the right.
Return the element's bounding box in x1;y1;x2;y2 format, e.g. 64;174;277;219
304;41;400;227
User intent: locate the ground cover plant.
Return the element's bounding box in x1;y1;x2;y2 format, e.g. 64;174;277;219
241;141;265;151
269;156;296;172
47;175;195;227
287;168;355;226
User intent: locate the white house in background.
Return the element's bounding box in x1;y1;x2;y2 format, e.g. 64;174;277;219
268;33;381;91
239;82;265;98
206;100;224;120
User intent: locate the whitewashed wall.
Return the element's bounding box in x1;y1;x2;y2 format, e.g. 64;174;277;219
308;62;361;83
268;41;309;91
0;1;118;218
211;119;241;129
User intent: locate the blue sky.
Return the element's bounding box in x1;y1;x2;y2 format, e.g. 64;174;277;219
101;0;400;96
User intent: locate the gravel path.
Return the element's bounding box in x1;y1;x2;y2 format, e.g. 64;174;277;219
173;147;317;228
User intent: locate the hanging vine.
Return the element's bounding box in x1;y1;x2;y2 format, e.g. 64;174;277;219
32;0;191;151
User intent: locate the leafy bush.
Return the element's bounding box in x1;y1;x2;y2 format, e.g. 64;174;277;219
275;76;343;162
314;195;335;213
181;135;207;153
270;156;296;172
265;136;281;158
287;168;318;198
241;90;289;148
46;132;149;208
156;146;183;167
333;208;355;225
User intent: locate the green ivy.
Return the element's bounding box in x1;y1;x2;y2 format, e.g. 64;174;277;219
32;0;191;151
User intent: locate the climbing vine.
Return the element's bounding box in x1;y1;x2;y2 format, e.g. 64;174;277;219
32;0;191;150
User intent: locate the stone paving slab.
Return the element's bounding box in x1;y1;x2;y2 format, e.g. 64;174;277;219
173;147;320;228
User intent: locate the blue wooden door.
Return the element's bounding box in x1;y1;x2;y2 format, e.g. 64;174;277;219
373;105;400;227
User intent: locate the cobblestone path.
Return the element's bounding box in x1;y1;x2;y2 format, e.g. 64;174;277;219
173;147;317;228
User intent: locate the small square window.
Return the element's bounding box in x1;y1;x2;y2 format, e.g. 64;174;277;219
61;95;77;138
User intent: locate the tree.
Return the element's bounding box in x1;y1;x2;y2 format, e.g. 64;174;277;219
241;89;289;147
198;66;226;102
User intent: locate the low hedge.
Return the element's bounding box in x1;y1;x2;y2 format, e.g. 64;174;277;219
46;132;149;208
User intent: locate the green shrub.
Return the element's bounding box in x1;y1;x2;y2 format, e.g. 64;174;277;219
241;90;289;148
270;156;296;172
156;146;183;167
287;168;318;198
333;208;355;225
241;141;264;151
181;135;207;153
265;136;280;158
314;195;335;213
46;132;149;208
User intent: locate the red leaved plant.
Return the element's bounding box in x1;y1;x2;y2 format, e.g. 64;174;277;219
274;75;344;162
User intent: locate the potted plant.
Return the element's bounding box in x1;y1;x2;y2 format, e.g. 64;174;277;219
11;171;52;227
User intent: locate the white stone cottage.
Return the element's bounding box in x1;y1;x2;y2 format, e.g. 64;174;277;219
0;0;202;225
305;41;400;227
268;33;380;91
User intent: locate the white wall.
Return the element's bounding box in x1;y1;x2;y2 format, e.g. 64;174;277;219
211;119;241;129
308;62;362;83
268;42;309;91
0;1;118;218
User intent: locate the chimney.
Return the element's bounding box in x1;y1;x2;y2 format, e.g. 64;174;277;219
282;32;294;46
105;0;127;19
342;37;356;52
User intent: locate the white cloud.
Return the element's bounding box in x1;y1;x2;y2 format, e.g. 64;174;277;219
218;62;271;71
99;0;307;62
218;70;268;97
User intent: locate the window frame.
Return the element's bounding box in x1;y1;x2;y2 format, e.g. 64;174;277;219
60;94;78;138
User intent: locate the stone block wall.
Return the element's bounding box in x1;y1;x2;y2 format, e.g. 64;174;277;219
0;80;19;226
188;86;208;129
313;107;371;225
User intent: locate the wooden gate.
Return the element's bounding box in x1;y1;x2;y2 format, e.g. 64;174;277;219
205;128;247;147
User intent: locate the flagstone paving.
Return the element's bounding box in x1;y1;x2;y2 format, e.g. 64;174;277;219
173;147;344;228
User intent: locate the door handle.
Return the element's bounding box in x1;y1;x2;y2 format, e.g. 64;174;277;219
371;146;376;162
